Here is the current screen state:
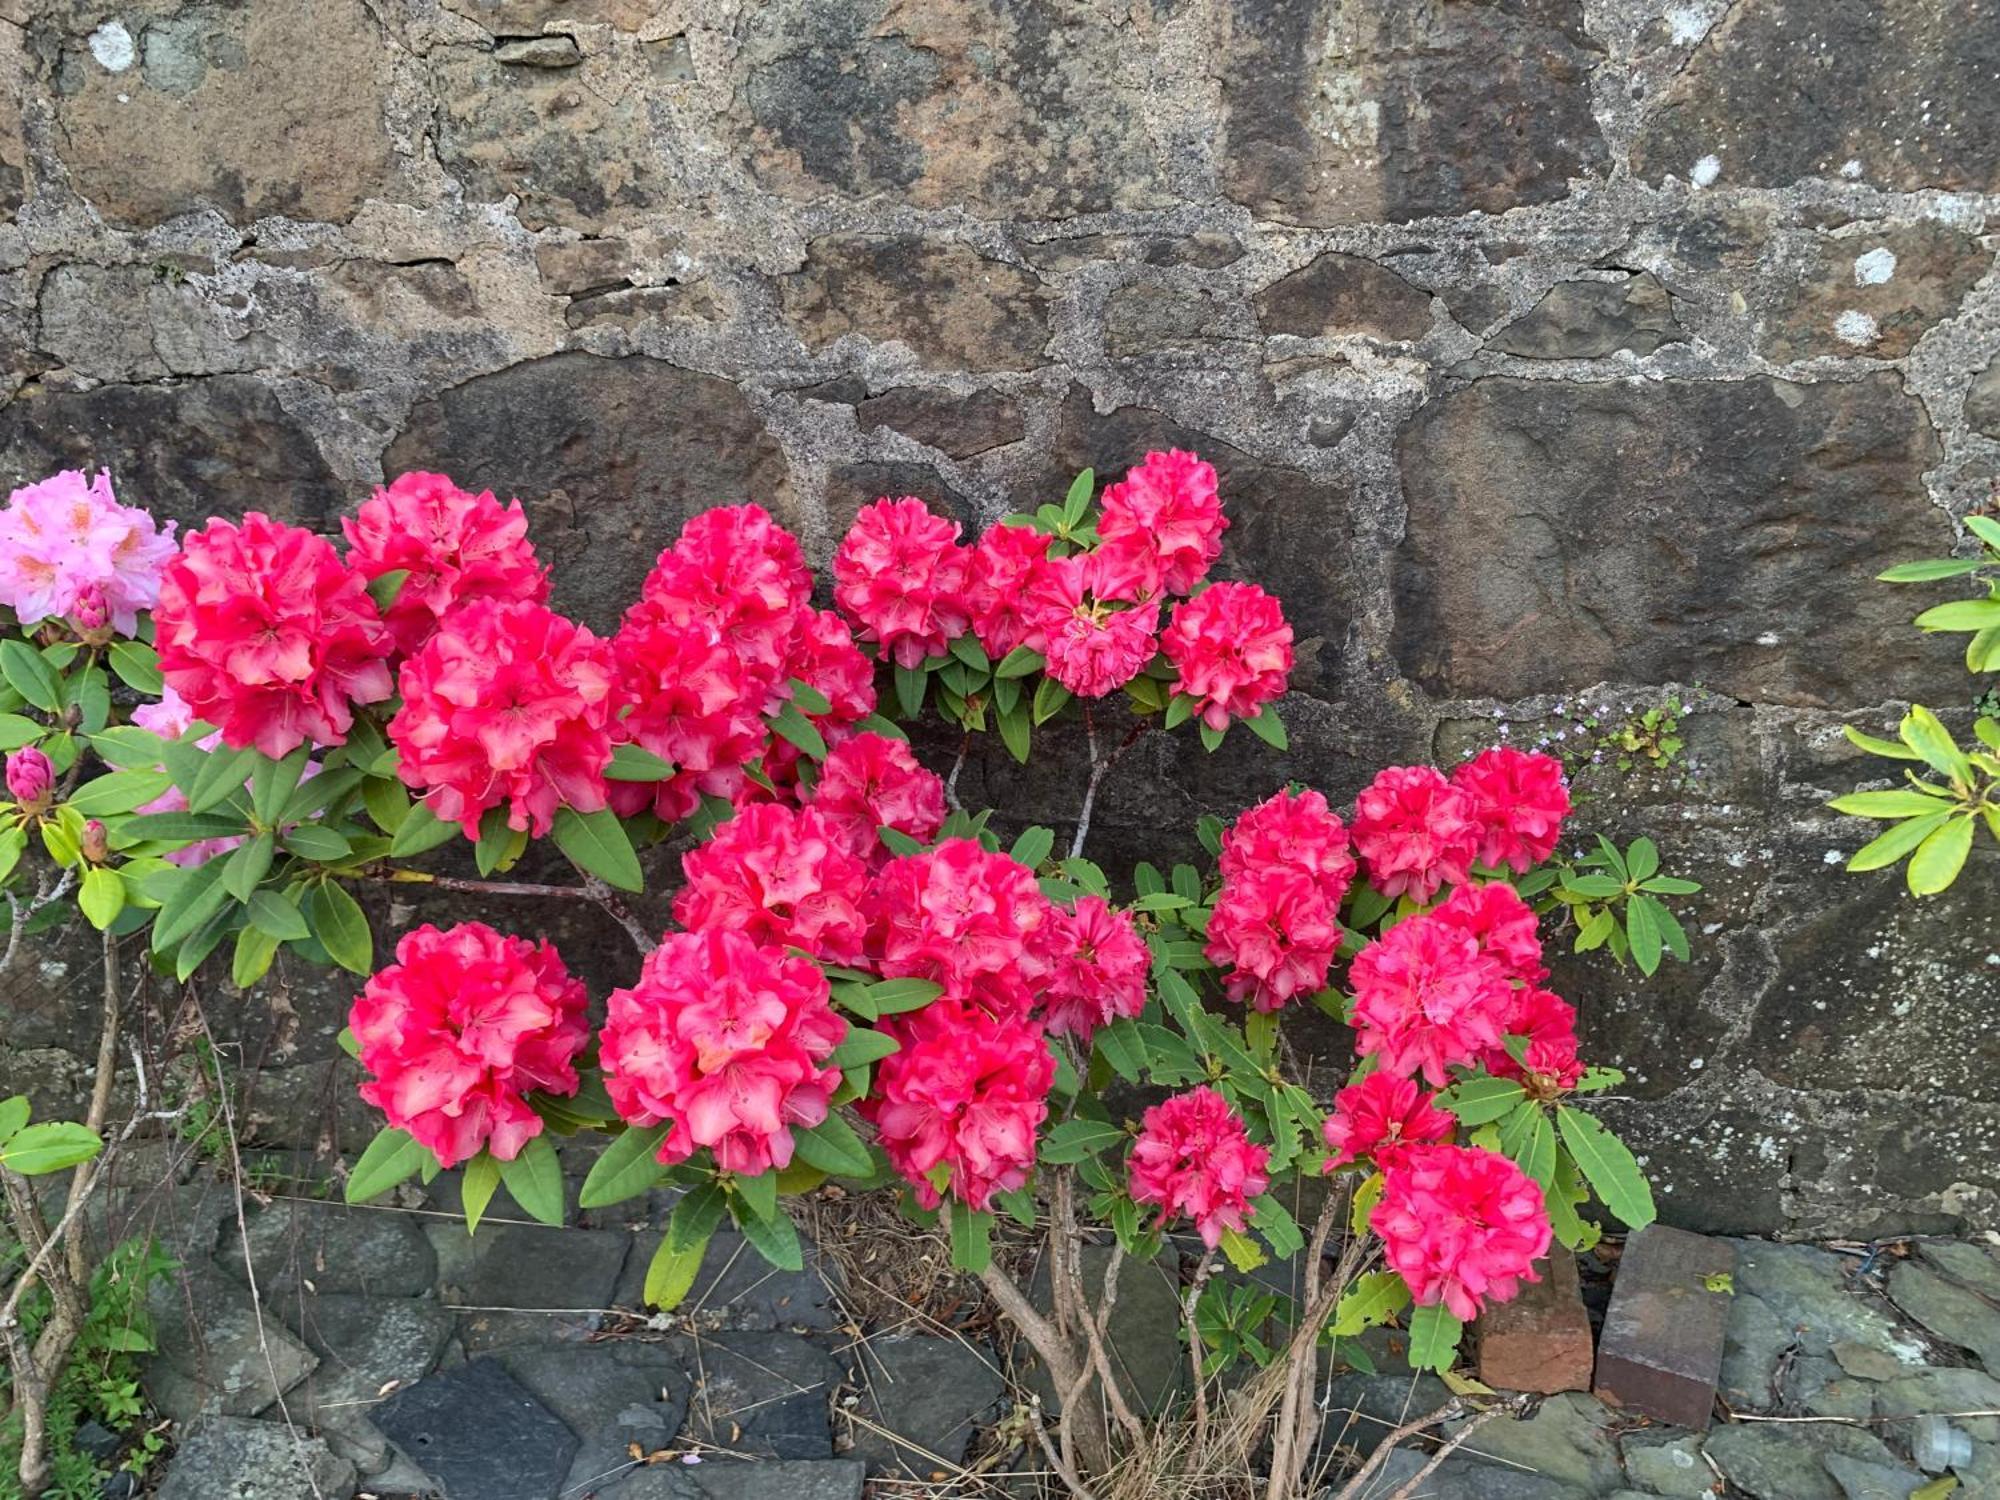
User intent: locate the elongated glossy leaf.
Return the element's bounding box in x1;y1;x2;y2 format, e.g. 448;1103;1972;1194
1841;725;1921;761
67;770;172;817
231;924;279;988
1040;1118;1126;1164
123;810;251;845
1442;1076;1529;1126
345;1127;429;1204
0;1121;102;1175
1899;706;1972;782
390;801;459;857
462;1152;502;1235
1913;598;2000;631
1009;826;1055;869
1555;1106;1656;1229
223;832;276;903
77;865;126;930
1847;810;1954;872
0;1096;29;1145
866;977;943;1015
282;825;353;862
948;1200;992;1274
552;806;643;892
187;744;259;815
605;743;676;781
792;1114;873;1177
246;889;311;941
579;1124;669;1208
1407;1304;1464;1373
826;1029;899;1069
306;881;372;974
1877;558;1985;582
644;1233;707;1311
1244;706;1288;750
0;714;44;751
669;1181;728;1254
769;701;828;761
151;857;233;951
1330;1272;1411;1337
1907;814;1976;896
1625;896;1662;975
1828;789;1960;817
498;1133;565;1226
0;641;60;712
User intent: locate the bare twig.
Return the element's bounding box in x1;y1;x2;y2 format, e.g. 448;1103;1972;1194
945;732;970;812
359;869;657;956
1180;1251;1218;1449
1327;1399;1465;1499
1030;1395;1101;1500
1378;1400;1524;1500
1082;1245;1145;1445
1068;716;1146;861
1;870;75;977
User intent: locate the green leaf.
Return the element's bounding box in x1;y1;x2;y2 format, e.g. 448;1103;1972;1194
1828;789;1960;818
390;801;459;857
1219;1227;1267;1273
1040;1118;1126;1164
1899;705;1973;782
893;663;928;719
1062;467;1095;526
770;701;829;761
222;832;276;902
1625;896;1663;975
1330;1272;1412;1337
121;809;251;845
948;1200;993;1274
245;889;311;941
1847;810;1954;872
107;639;165;694
792;1114;873;1177
606;743;676;781
1877;558;1986;582
186;744;259;815
642;1234;707;1311
66;770;173;816
1624;837;1659;882
0;1096;27;1145
251;747;312;825
281;825;352;862
498;1133;565;1226
0;1121;102;1175
77;865;126;930
231;924;280;988
0;713;44;750
1407;1304;1464;1373
579;1124;669;1208
306;881;372;974
734;1168;779;1223
997;700;1031;764
1913;598;2000;631
1907;814;1976;896
1198;722;1225;753
1842;725;1922;761
1440;1076;1528;1127
1555;1106;1656;1229
361;776;411;834
826;1028;899;1069
462;1153;502;1235
345;1127;429;1204
0;641;60;713
1130;891;1193;912
1250;1196;1304;1260
1094;1018;1146;1082
1244;706;1288;751
738;1201;804;1270
995;646;1045;679
1032;675;1071;725
866;977;943;1015
552;806;643;893
151;857;234;952
1009;826;1055;869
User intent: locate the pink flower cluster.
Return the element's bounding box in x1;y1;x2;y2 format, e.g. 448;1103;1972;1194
864;838;1054;1019
5;747;53;810
349;922;589;1169
1127;1086;1271;1248
1371;1144;1552;1321
1161;581;1292;731
155;513;394;757
861;998;1053;1211
1039;895;1149;1041
1349;751;1571;901
805;732;946;862
674;803;868;966
599;929;846;1177
1205;789;1355;1011
0;470;176;637
1322;1072;1455;1171
1453;746;1572;873
389;599;615;839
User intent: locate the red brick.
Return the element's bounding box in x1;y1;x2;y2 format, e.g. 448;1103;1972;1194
1477;1249;1595;1394
1594;1224;1735;1431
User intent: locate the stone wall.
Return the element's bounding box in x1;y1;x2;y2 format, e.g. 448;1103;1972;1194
1;0;1996;1239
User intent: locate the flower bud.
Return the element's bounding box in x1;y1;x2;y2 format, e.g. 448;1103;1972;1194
5;747;54;811
69;586;109;635
80;819;109;865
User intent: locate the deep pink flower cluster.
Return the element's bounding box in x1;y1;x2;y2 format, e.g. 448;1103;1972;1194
965;523;1055;658
861;998;1053;1210
1371;1144;1552;1321
349;922;589;1169
1035;555;1162;698
342;471;547;657
1092;449;1226;599
0;470;176;636
599;929;846;1177
1322;1071;1455;1171
1347;913;1512;1086
1431;881;1547;984
1453;748;1571;872
1351;766;1480;904
806;732;946;862
1206;789;1355;1012
390;599;615;839
1161;582;1293;730
1482;985;1584;1090
1127;1086;1271;1249
864;839;1054;1019
674;803;869;966
155;513;394;757
1039;896;1149;1041
833;498;972;669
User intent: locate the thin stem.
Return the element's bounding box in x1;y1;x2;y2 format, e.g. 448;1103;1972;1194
1082;1244;1145;1445
945;732;970;813
1068;716;1147;861
1182;1250;1218;1449
579;875;657;956
1379;1400;1524;1500
359;870;657;956
1327;1399;1465;1500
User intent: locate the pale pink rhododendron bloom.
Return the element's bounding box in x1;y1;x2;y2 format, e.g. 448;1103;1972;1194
807;732;946;862
1481;984;1585;1090
1092;449;1226;601
1038;896;1150;1041
1452;746;1572;872
599;929;846;1177
1219;788;1356;904
965;521;1057;658
860;998;1053;1211
0;469;176;635
349;922;589;1169
1160;581;1293;729
1205;866;1341;1012
391;598;615;839
342;471;548;657
674;803;869;966
1351;765;1480;903
4;747;52;809
864;838;1055;1020
1127;1086;1271;1249
1429;880;1547;984
154;513;394;757
1322;1071;1455;1171
1348;913;1513;1086
1033;554;1161;699
1371;1144;1552;1321
832;497;972;668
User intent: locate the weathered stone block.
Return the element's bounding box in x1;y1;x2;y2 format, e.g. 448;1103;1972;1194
1763;223;1988;361
781;235;1049;372
1254;253;1433;342
157;1416;357;1500
1477;1249;1594;1394
1104;282;1255;361
1595;1225;1734;1429
373;1357;579;1499
852;387;1026;459
1489;273;1684;359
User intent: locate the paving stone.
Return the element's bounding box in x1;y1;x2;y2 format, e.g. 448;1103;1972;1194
494;1339;689;1455
144;1263;318;1422
561;1401;682;1499
1365;1445;1588;1499
603;1458;866;1500
1888;1261;2000;1371
1916;1241;2000;1302
842;1331;1006;1475
1833;1340;1911;1382
1721;1290;1797;1409
1824;1450;1927;1500
372;1356;579;1500
1786;1354;1877;1420
1621;1433;1712;1497
615;1229;836;1332
1874;1365;2000;1441
1441;1392;1623;1495
431;1221;631;1351
156;1415;357;1500
1595;1225;1734;1429
677;1331;840;1460
1488;273;1684;359
1732;1243;1921;1362
281;1294;455;1474
221;1199;438;1297
1321;1348;1455;1458
1703;1423;1902;1500
1478;1251;1595;1395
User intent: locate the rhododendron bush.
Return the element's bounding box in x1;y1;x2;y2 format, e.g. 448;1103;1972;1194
0;457;1707;1495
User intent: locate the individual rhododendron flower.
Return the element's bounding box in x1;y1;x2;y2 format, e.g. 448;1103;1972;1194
865;839;1054;1018
0;469;176;635
832;497;972;668
966;521;1056;658
1452;747;1572;873
640;504;813;675
1039;896;1149;1040
808;732;946;862
1160;581;1293;730
1092;449;1226;600
600;929;845;1177
1033;555;1160;699
1372;1144;1552;1322
1220;788;1357;905
1482;985;1584;1090
155;513;394;757
349;922;589;1170
5;747;53;810
1430;880;1546;983
674;804;869;966
1322;1071;1455;1171
1348;913;1513;1086
1204;866;1340;1012
860;998;1053;1210
391;598;615;838
1351;765;1480;904
342;472;548;656
1127;1086;1271;1249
